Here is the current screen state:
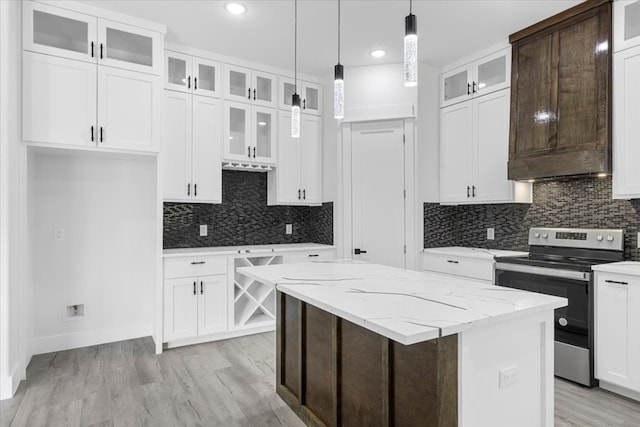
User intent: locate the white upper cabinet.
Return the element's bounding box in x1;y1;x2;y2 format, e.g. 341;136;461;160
22;51;97;147
267;111;322;206
615;0;640;52
98;19;161;75
613;45;640;199
23;2;97;63
163;91;192;201
441;47;511;108
223;101;276;165
224;64;276;107
165;50;221;98
191;96;222;203
23;2;162;75
278;77;323;115
440;89;531;205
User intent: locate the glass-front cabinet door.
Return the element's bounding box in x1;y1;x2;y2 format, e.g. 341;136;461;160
165;51;192;93
441;65;472;107
252;107;276;164
615;0;640;52
225;65;251;103
223;101;251;162
23;1;97;63
279;77;297;110
473;47;511;97
302;82;322;115
252;71;276;108
98;19;162;75
193;57;221;98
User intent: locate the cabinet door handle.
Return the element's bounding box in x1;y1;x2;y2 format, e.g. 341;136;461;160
187;183;191;196
308;254;319;257
467;83;471;95
100;43;103;59
472;185;476;197
303;189;306;200
472;81;477;94
99;127;103;142
187;76;191;89
193;281;197;295
200;281;204;294
298;189;301;200
303;99;306;109
446;260;459;264
194;184;197;197
253;147;256;158
605;279;628;285
190;261;206;265
467;186;471;198
91;126;94;142
253;88;256;100
247;146;251;158
90;41;94;58
194;77;197;90
248;88;251;99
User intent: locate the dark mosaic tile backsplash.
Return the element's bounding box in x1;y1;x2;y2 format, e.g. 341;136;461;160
164;170;333;248
424;177;640;261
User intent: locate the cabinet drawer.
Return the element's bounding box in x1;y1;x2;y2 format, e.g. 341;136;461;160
596;272;640;288
164;256;226;279
288;250;335;264
422;253;493;282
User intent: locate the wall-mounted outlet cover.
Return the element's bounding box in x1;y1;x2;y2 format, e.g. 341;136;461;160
637;232;640;249
487;228;495;241
499;365;517;389
54;228;65;241
63;304;85;321
286;224;293;235
200;225;208;237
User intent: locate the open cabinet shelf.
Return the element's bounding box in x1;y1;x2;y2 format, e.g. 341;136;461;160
233;255;282;329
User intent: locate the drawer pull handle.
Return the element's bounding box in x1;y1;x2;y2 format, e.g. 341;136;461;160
446;260;459;264
191;261;206;265
605;279;628;285
308;254;319;257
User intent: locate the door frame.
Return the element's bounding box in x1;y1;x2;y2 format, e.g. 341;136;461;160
338;118;418;270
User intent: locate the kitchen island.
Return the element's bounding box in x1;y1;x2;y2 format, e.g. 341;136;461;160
239;261;567;427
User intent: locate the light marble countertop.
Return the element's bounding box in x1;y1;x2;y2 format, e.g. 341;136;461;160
422;246;528;259
163;243;336;258
238;260;567;345
592;261;640;276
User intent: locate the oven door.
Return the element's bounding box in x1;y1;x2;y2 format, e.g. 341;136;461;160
494;263;590;348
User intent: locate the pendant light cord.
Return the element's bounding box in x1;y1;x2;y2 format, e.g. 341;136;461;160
410;0;412;14
337;0;341;63
294;0;298;92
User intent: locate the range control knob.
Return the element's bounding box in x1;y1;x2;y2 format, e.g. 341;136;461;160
607;235;615;242
596;235;604;241
534;232;540;238
542;233;548;239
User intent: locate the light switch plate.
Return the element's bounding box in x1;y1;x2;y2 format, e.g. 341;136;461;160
487;228;495;241
54;228;65;241
200;225;208;237
286;224;293;235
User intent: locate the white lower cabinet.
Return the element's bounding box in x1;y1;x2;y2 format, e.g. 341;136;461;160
595;272;640;393
422;252;494;283
267;112;322;206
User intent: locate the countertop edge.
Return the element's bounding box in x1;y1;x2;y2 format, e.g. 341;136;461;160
163;244;337;258
592;261;640;275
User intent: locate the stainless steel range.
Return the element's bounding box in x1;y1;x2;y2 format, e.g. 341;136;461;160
494;227;624;387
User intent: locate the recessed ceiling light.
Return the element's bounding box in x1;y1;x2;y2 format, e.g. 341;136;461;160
224;2;247;15
370;49;387;58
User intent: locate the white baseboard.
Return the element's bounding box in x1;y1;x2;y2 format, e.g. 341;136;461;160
0;362;23;400
32;322;153;355
599;380;640;402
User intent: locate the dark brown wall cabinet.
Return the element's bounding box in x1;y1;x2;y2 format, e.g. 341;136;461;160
508;0;612;180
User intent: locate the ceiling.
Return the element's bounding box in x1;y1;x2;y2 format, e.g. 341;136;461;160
79;0;582;77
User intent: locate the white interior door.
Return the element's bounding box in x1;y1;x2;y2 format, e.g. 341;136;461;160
351;120;405;268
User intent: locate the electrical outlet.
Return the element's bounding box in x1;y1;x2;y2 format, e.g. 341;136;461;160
637;232;640;249
286;224;293;235
487;228;495;241
54;228;65;241
499;366;517;389
200;225;208;237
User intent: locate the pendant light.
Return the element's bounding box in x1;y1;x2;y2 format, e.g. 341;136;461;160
334;0;344;120
404;0;417;87
291;0;301;138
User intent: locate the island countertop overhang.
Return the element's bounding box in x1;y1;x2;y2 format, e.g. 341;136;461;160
238;261;567;345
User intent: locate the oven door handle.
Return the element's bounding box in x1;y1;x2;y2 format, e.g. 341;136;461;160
495;263;590;282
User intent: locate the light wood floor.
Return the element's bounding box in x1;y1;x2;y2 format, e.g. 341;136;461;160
2;333;639;426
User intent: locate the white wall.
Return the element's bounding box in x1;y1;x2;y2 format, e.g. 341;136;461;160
1;0;26;400
29;151;157;354
417;62;440;204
